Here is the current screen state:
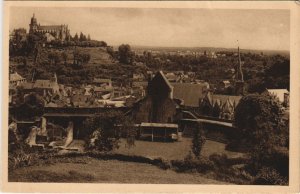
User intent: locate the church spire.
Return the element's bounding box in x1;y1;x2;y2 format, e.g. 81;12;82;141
234;40;245;96
237;45;244;82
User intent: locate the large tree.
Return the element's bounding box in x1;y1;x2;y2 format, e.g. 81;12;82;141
234;93;289;183
234;94;286;148
118;44;134;65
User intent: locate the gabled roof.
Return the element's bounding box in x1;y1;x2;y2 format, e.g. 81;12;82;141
222;99;234;113
10;72;25;82
212;94;242;106
158;71;173;91
172;82;209;107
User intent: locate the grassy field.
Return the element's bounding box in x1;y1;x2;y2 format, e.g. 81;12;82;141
9;157;227;184
114;138;245;160
9;138;244;184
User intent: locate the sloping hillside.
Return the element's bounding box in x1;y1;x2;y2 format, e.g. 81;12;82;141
38;46;115;66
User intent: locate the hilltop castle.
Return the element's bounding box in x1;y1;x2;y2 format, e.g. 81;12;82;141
29;13;70;41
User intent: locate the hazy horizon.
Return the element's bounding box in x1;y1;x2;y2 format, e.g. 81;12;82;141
9;7;290;51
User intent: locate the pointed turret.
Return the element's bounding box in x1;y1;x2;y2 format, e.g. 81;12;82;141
234;42;245;95
237;46;244;82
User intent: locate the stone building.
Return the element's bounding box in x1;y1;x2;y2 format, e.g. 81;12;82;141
131;71;178;124
29;14;70;41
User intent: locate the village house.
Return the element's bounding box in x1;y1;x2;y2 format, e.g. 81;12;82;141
9;72;26;86
132;71;178;124
131;71;180;141
32;74;60;96
92;78;112;87
131;81;148;99
132;73;146;81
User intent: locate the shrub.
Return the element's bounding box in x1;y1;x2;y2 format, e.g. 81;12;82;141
253;167;288;185
209;153;228;168
171;156;214;173
191;123;206;158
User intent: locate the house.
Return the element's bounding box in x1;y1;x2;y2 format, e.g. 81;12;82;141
171;82;210;107
199;92;242;120
93;86;114;99
165;72;177;82
132;73;145;81
93;78;112;87
131;81;148;98
132;71;178;124
264;89;289;108
18;82;35;94
33;79;60;96
219;80;231;89
10;72;26;86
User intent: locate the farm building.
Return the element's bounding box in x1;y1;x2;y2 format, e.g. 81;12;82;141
131;71;180;141
131;71;178;124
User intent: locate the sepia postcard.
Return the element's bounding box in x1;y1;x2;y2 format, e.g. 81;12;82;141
1;1;300;193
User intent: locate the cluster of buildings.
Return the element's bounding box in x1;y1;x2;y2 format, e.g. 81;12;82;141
134;49;223;58
9;45;290;143
9;72;138;108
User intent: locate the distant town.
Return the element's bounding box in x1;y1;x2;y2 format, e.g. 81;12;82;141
8;13;290;185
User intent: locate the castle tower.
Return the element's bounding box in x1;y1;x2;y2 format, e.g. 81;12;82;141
234;45;244;95
29;13;38;33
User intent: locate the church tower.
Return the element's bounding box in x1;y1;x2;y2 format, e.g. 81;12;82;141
234;46;244;95
29;13;38;33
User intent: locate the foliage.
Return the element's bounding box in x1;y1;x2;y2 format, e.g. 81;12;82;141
48;51;61;65
171;156;214;173
253;167;288;185
83;110;130;152
13;92;45;120
118;44;134;64
234;94;286;148
233;93;289;183
191;123;206;158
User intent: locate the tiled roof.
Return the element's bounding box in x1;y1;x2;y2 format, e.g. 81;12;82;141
172;82;209;107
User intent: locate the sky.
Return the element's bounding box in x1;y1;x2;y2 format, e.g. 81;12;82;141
9;7;290;51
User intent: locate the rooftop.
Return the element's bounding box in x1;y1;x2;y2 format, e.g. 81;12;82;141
172;82;209;107
10;72;25;82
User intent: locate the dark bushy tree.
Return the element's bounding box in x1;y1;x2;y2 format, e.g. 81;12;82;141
83;111;133;152
234;93;289;184
118;44;134;64
191;123;206;158
234;94;286;148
